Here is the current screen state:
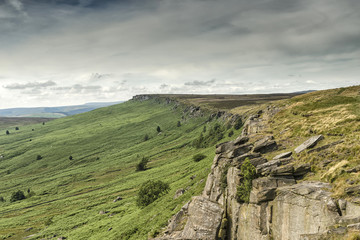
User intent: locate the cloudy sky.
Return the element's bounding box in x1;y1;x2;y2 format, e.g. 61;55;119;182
0;0;359;108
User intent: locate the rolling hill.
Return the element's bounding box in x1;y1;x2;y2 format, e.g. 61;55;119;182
0;86;359;240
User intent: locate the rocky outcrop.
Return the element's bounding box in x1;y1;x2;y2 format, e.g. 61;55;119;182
156;112;359;240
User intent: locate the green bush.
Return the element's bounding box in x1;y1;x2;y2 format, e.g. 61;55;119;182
137;180;170;207
0;196;5;202
177;121;181;127
36;155;43;160
236;158;256;203
192;153;206;162
234;118;243;130
157;126;161;133
144;134;149;141
228;130;234;137
6;130;9;135
136;156;149;171
10;190;26;202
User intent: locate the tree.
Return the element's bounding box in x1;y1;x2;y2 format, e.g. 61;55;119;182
136;156;149;171
69;156;73;160
36;155;43;160
6;130;9;135
177;121;181;127
228;130;234;137
10;190;26;202
236;158;256;203
15;127;19;130
137;180;170;207
156;126;161;133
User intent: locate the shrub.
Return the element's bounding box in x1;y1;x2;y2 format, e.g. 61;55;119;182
6;130;9;135
0;196;5;202
177;121;181;127
136;156;149;171
236;158;256;203
10;190;26;202
234;118;243;130
144;134;149;141
137;180;170;207
157;126;161;133
69;156;73;160
193;153;206;162
36;155;43;160
228;130;234;137
15;127;19;130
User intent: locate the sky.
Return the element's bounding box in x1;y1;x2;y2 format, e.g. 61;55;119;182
0;0;359;108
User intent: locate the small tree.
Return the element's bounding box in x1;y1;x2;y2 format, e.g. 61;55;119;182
69;156;73;160
136;156;149;171
177;121;181;127
6;130;9;135
15;127;19;130
228;130;234;137
236;158;256;203
137;180;170;207
36;155;43;160
10;190;26;202
156;126;161;133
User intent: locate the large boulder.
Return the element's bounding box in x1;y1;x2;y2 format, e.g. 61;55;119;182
253;136;278;154
295;135;324;153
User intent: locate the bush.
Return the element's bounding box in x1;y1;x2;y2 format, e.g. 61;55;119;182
144;134;149;141
137;180;170;207
10;190;26;202
0;196;5;202
234;118;243;130
136;156;149;171
177;121;181;127
236;158;256;203
36;155;43;160
6;130;9;135
157;126;161;133
15;127;19;130
193;153;206;162
228;130;234;137
69;155;73;160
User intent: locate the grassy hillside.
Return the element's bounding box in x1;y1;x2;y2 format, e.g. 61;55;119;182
235;85;360;198
0;98;240;240
0;118;54;131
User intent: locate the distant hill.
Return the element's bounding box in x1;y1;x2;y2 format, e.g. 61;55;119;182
0;101;123;118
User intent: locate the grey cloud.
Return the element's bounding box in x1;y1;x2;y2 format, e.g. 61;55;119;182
184;79;216;86
3;80;56;89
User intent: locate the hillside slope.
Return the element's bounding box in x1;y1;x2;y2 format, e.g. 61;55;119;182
0;98;241;240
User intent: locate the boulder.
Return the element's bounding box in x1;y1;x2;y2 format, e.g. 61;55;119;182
273;151;292;160
215;141;234;154
293;163;311;177
234;136;249;145
269;164;294;177
227;143;253;158
233;152;261;163
253;136;278;154
113;196;122;202
250;188;277;204
174;188;185;199
295;135;324;153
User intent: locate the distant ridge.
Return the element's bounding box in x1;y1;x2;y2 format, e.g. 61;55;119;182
0;101;123;118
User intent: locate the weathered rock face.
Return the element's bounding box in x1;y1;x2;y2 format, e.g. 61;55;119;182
156;111;359;240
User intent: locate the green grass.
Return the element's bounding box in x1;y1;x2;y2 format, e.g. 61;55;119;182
0;98;240;240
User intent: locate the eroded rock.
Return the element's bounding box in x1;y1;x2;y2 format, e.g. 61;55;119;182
295;135;324;153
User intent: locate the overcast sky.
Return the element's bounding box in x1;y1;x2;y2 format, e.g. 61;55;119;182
0;0;359;108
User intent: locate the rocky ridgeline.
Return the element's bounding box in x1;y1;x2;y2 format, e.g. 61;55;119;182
155;109;360;240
